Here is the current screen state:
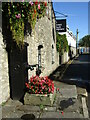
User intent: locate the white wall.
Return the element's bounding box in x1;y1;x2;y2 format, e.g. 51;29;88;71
59;31;76;48
66;32;76;48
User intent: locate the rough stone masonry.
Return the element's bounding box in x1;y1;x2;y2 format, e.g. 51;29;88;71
0;31;10;104
24;2;59;78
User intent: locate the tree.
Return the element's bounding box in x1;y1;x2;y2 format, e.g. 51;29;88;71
79;35;90;47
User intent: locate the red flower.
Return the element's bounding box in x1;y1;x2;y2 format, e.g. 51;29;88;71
35;90;37;93
57;88;59;91
34;9;36;14
42;86;45;89
49;88;51;93
44;1;47;6
31;86;33;89
25;83;29;89
35;0;38;5
38;3;40;10
61;111;64;115
26;75;54;94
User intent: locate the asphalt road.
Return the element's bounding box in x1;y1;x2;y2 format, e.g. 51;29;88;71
62;54;90;81
61;54;90;117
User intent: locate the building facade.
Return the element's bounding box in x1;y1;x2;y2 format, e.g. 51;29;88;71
0;31;10;105
58;25;76;61
0;2;59;103
66;26;76;58
25;2;59;78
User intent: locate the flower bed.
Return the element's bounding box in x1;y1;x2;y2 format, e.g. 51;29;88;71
25;76;54;94
24;76;56;106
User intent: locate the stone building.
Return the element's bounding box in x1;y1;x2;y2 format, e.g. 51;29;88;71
0;31;10;105
25;2;59;78
0;2;59;103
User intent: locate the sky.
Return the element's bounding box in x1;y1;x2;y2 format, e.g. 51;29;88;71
53;2;88;41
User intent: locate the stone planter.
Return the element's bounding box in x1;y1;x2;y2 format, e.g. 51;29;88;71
24;88;56;106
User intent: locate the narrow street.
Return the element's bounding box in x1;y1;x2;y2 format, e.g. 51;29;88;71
61;54;90;117
62;54;90;81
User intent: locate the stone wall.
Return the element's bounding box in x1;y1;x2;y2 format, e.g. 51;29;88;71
25;3;59;78
0;31;10;105
0;2;59;104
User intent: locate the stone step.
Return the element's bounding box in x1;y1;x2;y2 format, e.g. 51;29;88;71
4;98;23;107
56;85;77;99
77;87;88;97
40;111;83;118
17;105;57;112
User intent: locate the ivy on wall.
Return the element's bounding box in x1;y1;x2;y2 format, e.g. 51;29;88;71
56;33;69;55
2;1;47;48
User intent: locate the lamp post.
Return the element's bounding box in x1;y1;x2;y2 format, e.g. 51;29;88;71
76;29;79;55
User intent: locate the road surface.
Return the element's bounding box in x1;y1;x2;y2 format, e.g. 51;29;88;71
61;54;90;117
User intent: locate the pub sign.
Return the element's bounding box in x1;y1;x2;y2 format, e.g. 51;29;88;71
56;19;66;32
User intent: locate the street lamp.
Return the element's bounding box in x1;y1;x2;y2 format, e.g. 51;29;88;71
76;29;79;55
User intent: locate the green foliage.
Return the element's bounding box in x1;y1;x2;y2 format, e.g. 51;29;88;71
1;102;6;106
40;104;44;111
56;33;69;55
79;35;90;47
2;2;47;48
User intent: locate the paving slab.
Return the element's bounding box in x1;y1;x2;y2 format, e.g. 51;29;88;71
0;106;2;120
17;105;40;112
56;84;77;99
2;105;40;119
43;106;56;112
2;111;40;119
58;98;81;112
1;81;85;119
77;87;88;97
4;98;23;107
4;110;25;118
40;111;83;118
82;97;89;118
2;106;16;118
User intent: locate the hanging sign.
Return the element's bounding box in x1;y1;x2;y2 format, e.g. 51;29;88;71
56;19;66;32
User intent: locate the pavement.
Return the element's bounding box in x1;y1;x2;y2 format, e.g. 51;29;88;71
1;55;89;119
1;83;84;119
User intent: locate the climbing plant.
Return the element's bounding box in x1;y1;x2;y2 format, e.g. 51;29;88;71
2;1;47;48
56;33;69;55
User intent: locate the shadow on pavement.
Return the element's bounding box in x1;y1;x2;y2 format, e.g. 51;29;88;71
59;98;76;111
21;114;35;120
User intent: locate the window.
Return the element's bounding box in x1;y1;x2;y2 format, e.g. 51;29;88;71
52;45;54;64
38;45;43;68
52;27;55;42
